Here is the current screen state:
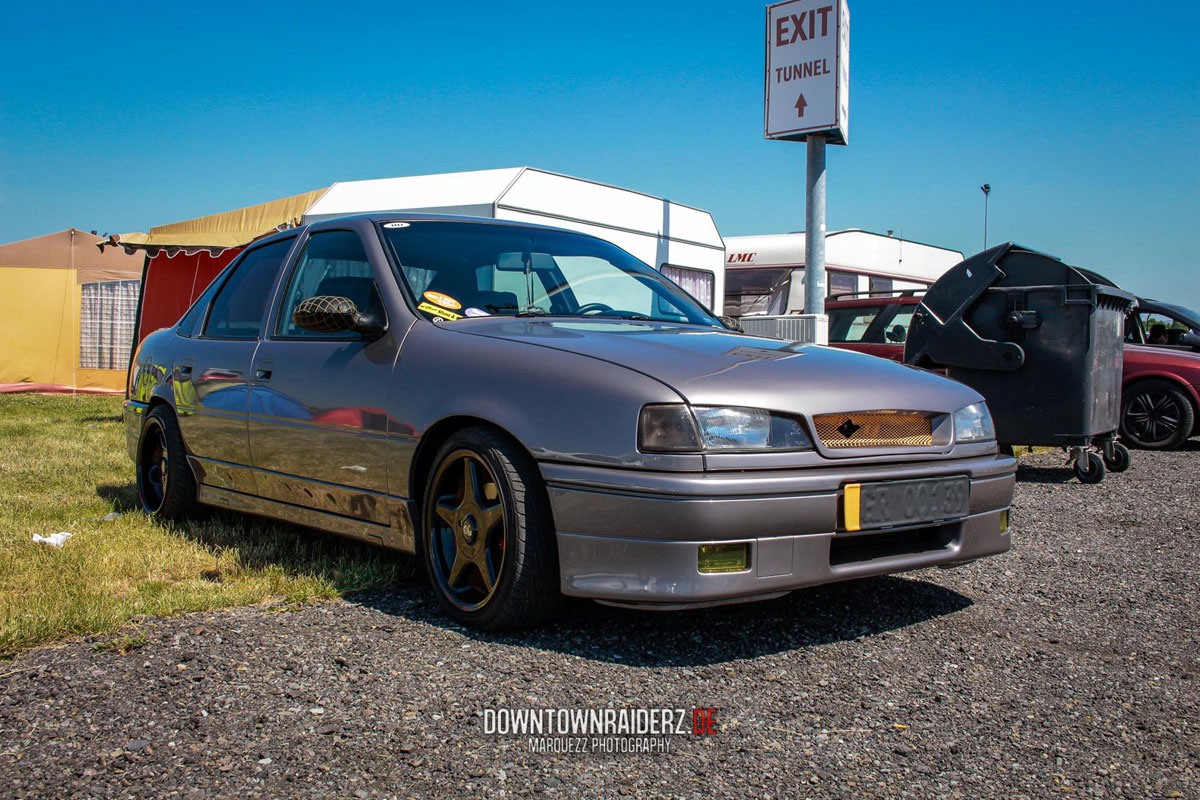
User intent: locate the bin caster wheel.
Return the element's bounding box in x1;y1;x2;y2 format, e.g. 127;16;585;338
1103;442;1131;473
1073;451;1106;484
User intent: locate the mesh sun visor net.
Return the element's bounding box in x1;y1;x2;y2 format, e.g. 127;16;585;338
292;295;358;333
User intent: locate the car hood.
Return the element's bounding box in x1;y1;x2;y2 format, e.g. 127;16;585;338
446;318;982;415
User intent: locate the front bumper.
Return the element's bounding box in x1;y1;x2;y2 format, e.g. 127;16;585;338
543;453;1015;606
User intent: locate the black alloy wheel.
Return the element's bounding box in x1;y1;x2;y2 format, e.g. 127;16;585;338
137;417;169;514
136;405;198;520
1120;380;1195;450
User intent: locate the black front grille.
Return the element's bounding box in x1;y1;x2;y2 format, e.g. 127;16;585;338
829;524;958;566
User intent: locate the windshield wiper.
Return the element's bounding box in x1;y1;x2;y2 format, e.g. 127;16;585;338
515;307;551;317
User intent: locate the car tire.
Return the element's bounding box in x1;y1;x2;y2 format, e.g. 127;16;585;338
136;405;199;519
420;427;563;631
1120;380;1195;451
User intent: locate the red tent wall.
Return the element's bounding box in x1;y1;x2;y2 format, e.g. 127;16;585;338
135;249;242;344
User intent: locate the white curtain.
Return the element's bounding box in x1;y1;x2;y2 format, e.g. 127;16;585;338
660;264;715;310
79;280;140;370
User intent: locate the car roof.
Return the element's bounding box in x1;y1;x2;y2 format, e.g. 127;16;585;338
312;212;583;236
1138;298;1200;327
825;293;922;309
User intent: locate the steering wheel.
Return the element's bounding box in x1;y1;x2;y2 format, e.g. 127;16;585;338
575;302;615;316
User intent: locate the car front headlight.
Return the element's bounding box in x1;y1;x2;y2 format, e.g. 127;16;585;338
954;402;996;443
639;405;812;453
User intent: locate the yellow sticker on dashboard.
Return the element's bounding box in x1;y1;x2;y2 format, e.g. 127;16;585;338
423;291;462;310
418;301;463;321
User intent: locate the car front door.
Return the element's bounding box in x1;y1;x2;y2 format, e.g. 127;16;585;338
247;228;395;526
174;237;295;494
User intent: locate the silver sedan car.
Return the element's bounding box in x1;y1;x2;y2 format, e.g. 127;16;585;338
125;214;1014;630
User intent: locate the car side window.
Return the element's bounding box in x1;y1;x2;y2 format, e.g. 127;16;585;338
202;239;294;339
178;260;237;337
884;308;916;343
828;307;880;342
276;230;385;338
1139;311;1192;346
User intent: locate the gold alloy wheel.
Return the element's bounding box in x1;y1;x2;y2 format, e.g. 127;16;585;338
426;450;507;611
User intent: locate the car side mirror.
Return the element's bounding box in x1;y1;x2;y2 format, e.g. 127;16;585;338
717;315;744;333
292;296;386;340
1179;330;1200;350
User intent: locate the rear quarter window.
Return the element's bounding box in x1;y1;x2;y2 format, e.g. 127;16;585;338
202;239;294;339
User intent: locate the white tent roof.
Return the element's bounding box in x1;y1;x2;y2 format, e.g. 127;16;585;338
302;167;724;251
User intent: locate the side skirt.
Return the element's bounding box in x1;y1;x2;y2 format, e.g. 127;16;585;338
197;485;415;553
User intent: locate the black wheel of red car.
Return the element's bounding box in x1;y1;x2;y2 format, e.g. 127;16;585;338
421;427;562;630
1073;451;1106;484
1103;442;1131;473
1120;380;1195;451
136;405;198;519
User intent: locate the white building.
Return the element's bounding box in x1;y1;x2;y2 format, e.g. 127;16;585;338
722;229;963;317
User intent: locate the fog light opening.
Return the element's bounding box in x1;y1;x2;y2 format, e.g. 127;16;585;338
698;543;750;574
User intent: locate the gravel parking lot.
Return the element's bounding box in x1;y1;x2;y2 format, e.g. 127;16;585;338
2;448;1198;799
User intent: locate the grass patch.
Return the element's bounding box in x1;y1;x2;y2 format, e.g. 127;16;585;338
0;394;409;657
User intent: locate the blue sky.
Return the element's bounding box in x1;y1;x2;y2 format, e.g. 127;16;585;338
1;1;1197;302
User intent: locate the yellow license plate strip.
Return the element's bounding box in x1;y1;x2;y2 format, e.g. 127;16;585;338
843;483;862;532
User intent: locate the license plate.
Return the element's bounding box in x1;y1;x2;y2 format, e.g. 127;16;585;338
843;476;970;532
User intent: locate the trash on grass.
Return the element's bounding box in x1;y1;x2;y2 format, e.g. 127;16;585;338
32;532;74;548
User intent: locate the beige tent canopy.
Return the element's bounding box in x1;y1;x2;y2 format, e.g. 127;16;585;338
0;229;144;393
107;188;330;255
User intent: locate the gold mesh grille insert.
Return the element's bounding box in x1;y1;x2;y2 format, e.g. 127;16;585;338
813;412;933;448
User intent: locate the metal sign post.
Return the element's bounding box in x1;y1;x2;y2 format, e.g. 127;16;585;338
804;134;826;320
765;0;849;345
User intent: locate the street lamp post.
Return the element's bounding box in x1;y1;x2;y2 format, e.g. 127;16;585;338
980;183;991;250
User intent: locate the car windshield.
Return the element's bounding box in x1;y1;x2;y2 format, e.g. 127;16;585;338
379;221;721;327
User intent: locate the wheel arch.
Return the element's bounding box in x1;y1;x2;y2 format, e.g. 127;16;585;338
409;414;544;520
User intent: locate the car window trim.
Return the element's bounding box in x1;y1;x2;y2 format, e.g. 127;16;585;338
268;227;390;343
197;235;297;342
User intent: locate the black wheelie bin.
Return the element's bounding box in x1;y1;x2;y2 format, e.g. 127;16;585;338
904;243;1136;483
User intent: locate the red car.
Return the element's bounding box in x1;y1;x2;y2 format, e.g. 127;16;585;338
825;291;1200;450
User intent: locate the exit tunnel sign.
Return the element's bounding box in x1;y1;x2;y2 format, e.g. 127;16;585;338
764;0;850;144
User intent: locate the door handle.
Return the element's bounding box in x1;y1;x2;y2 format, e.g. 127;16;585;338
178;365;193;376
255;368;273;381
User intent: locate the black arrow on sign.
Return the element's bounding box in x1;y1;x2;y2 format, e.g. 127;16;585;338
794;93;808;117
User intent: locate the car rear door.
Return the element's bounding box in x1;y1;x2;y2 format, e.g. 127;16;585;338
246;228;395;525
174;237;295;494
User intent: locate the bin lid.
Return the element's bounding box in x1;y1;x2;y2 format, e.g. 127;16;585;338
904;243;1136;372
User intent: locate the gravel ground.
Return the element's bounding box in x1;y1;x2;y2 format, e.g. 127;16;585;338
2;448;1198;799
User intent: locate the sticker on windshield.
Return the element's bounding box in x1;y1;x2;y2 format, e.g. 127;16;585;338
423;291;462;310
418;301;463;321
464;307;490;318
383;222;410;229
